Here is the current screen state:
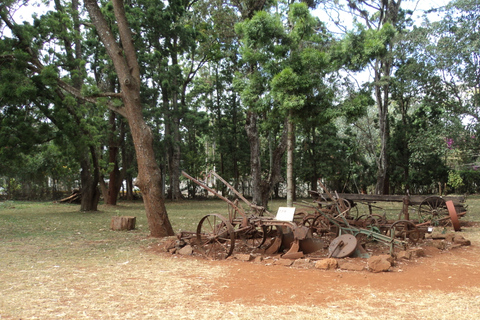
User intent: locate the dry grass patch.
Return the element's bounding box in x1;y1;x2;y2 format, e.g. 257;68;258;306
1;249;225;319
1;197;480;319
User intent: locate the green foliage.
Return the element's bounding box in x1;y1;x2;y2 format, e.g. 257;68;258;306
428;0;480;129
341;89;373;122
2;0;480;200
0;141;80;200
235;11;286;52
337;23;396;71
448;170;464;190
271;67;304;112
457;169;480;193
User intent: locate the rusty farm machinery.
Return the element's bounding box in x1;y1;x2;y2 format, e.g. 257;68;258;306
178;171;466;260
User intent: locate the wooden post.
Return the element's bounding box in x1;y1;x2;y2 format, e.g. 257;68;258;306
110;216;136;231
402;196;410;220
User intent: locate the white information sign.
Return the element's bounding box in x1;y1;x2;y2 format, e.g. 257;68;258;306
275;207;296;222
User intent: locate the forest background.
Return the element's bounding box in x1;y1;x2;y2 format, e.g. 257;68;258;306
1;0;479;236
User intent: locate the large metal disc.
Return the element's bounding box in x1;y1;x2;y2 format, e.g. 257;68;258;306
328;234;357;258
446;200;461;231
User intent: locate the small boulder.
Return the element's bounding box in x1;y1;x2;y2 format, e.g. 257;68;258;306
293;258;313;269
429;240;446;250
430;232;447;240
177;244;193;256
367;255;392;273
253;256;264;263
315;258;338;270
163;237;177;252
234;253;254;262
338;261;365;271
445;233;456;242
453;234;471;246
408;247;426;258
273;259;294;266
377;254;395;264
396;250;412;260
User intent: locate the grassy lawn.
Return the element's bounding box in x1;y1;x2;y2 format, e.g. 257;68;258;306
1;196;480;319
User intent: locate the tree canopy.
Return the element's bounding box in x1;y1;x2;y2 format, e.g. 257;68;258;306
1;0;479;229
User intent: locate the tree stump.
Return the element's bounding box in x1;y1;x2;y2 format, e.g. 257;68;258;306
110;216;136;231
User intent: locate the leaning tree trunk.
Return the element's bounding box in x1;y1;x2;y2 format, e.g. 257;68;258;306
85;0;174;237
127;102;174;236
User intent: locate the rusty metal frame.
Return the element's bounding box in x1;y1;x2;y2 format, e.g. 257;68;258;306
181;171;313;259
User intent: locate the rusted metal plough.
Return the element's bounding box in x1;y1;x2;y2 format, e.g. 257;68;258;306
301;181;467;257
178;171;466;260
297;201;418;257
179;171;420;260
180;171;325;260
309;188;466;231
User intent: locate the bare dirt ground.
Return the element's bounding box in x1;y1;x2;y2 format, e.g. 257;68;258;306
207;245;480;306
153;226;480;308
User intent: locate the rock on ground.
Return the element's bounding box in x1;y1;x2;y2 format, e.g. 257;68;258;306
367;255;392;273
315;258;338;270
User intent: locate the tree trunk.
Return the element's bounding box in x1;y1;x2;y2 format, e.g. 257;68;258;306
99;178;108;200
374;58;392;195
125;176;134;200
245;111;288;208
163;92;173;199
125;91;174;236
345;0;400;195
260;124;288;207
80;151;100;211
84;0;174;237
232;95;240;191
373;0;401;195
106;111;122;205
309;127;318;192
56;0;102;211
169;41;183;201
286;117;294;207
245;111;263;205
120;120;135;201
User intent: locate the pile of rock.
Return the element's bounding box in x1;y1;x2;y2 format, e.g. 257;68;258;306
425;231;471;249
161;231;472;273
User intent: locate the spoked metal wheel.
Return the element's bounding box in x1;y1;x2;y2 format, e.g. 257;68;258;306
196;214;235;260
390;220;421;245
303;214;331;238
239;225;267;248
362;214;388;234
305;214;340;245
418;197;448;226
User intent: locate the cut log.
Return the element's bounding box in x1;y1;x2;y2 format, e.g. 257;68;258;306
110;216;136;231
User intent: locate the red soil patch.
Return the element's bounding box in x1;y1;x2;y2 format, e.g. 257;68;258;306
152;226;480;307
207;245;480;306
